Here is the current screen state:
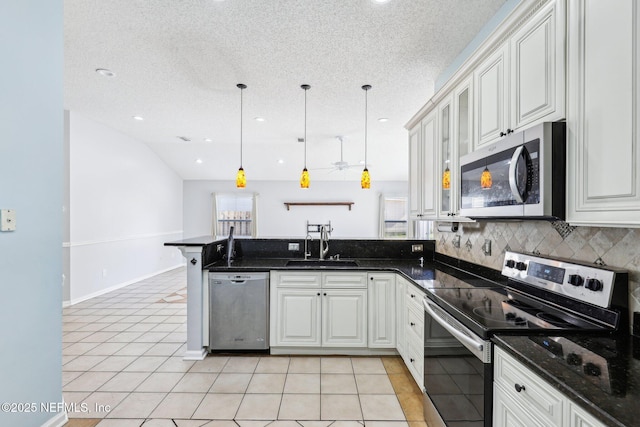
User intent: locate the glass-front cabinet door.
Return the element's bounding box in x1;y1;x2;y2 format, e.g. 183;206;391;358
437;77;473;220
437;96;453;218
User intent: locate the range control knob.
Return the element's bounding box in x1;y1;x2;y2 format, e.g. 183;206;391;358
516;262;527;271
566;353;582;366
568;274;584;287
505;259;516;268
585;278;603;292
584;362;602;377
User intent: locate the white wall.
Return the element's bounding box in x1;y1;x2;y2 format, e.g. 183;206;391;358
184;180;407;239
67;112;184;304
0;1;64;426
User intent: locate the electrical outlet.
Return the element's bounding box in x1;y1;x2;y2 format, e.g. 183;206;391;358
482;239;492;256
452;235;461;249
102;269;108;278
0;209;16;231
411;244;423;253
288;243;300;251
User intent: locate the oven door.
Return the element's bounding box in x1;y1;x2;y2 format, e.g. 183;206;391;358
423;297;493;427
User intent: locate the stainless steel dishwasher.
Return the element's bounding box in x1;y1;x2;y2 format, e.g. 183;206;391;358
208;272;269;351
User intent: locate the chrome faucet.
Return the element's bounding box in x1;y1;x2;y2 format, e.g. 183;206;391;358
319;225;331;260
226;226;235;267
304;233;313;260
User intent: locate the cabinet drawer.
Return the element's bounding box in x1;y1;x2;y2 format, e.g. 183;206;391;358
323;272;367;288
272;271;321;288
494;347;564;425
405;338;424;390
406;286;425;313
406;305;424;343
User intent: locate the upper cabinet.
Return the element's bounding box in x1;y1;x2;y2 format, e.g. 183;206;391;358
566;0;640;227
437;77;474;220
474;0;566;149
408;110;438;220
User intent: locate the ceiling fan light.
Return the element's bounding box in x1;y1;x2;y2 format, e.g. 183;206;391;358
300;167;310;189
361;168;371;189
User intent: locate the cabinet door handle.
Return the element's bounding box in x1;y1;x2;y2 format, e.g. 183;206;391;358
317;292;321;296
514;383;526;393
410;322;416;326
507;128;514;134
410;294;415;298
500;131;506;137
323;293;327;296
410;358;415;363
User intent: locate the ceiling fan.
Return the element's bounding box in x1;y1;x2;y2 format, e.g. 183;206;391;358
314;136;368;173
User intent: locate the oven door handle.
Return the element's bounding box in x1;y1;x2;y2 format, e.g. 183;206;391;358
423;297;485;354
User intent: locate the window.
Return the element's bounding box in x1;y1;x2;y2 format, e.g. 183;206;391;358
381;196;408;239
213;193;256;238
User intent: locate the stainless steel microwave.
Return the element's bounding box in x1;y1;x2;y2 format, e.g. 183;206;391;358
459;122;566;220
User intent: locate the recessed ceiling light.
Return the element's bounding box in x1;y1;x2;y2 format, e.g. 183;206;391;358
254;117;265;122
204;138;213;142
132;116;144;121
372;0;391;3
95;68;115;77
278;159;284;164
378;118;390;122
196;158;203;164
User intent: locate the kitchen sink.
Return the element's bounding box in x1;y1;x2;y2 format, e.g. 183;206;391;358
285;259;359;267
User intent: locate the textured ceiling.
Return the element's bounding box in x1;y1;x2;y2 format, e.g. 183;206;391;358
64;0;506;182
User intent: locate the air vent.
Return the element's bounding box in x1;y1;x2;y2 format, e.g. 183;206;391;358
177;136;191;142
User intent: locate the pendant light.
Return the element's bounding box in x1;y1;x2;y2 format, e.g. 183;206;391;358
361;84;372;189
480;165;492;189
300;84;311;189
442;166;451;190
236;83;247;188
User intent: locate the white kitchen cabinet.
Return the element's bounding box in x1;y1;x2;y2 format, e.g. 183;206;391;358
367;273;396;348
322;289;367;347
494;347;606;427
404;284;426;390
274;288;322;346
567;403;606;427
474;0;565;149
437;78;474;220
566;0;640;227
408;110;438;220
474;43;510;148
271;271;368;349
395;275;408;357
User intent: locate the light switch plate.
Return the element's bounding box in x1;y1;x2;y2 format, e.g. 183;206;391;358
1;209;16;231
288;243;300;251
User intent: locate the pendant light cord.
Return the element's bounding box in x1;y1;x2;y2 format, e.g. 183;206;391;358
362;85;371;168
237;83;246;168
304;86;308;169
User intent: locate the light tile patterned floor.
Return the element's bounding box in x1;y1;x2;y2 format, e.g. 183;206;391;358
62;267;426;427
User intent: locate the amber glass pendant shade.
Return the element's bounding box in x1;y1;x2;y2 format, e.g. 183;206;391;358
300;167;310;189
361;168;371;189
442;167;451;190
480;166;492;189
236;167;246;188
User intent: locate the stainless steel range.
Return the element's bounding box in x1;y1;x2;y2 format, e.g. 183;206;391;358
421;251;629;427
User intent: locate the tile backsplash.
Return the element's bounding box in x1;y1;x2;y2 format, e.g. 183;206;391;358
435;221;640;325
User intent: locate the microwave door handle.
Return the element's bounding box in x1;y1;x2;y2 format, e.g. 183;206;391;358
508;145;525;203
422;297;484;352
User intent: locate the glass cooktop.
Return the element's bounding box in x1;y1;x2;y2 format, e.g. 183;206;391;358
424;270;610;338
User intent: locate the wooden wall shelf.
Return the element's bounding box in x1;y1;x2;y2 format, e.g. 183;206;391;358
284;202;354;211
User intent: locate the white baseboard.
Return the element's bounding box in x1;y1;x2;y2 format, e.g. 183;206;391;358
183;348;208;360
40;411;68;427
64;263;185;307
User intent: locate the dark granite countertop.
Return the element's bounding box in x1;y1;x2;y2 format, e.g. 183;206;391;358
164;235;223;247
493;334;640;427
205;257;437;285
